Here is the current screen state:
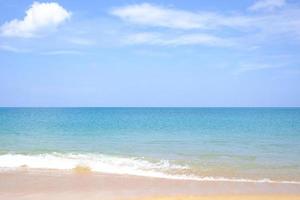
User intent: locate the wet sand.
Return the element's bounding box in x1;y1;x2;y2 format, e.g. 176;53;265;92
0;170;300;200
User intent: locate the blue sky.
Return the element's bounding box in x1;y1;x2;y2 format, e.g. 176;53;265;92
0;0;300;107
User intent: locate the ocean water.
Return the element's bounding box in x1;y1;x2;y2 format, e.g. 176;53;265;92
0;108;300;183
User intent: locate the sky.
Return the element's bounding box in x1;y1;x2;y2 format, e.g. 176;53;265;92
0;0;300;107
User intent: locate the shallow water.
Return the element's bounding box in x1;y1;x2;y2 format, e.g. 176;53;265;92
0;108;300;182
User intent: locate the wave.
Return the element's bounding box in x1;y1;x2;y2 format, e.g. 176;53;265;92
0;153;299;185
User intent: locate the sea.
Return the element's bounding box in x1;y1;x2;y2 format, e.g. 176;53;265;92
0;108;300;184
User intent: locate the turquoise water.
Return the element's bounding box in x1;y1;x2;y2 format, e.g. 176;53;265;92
0;108;300;182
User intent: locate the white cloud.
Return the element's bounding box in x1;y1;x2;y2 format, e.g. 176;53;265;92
168;34;232;46
0;44;30;53
249;0;286;11
110;3;251;30
125;32;161;44
111;3;204;29
0;2;71;38
124;32;233;46
67;37;95;46
41;50;83;55
111;2;300;46
234;62;283;74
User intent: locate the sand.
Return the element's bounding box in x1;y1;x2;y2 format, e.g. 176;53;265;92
0;170;300;200
137;196;300;200
136;196;300;200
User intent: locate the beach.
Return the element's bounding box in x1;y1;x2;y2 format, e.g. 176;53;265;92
1;170;300;200
1;0;300;198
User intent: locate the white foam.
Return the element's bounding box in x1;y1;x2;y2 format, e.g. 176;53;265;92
0;153;299;185
0;153;187;175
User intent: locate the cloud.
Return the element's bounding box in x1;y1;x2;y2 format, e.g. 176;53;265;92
111;3;204;29
67;37;95;46
125;32;161;44
111;2;300;46
110;3;251;30
0;44;30;53
0;2;71;38
124;32;233;46
249;0;286;11
41;50;83;55
234;62;283;74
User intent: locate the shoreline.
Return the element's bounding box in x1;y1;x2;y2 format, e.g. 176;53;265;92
1;153;300;185
1;166;300;185
1;170;300;200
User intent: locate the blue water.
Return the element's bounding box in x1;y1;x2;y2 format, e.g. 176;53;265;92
0;108;300;182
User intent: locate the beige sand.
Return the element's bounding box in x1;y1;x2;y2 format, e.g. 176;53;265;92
0;170;300;200
136;196;300;200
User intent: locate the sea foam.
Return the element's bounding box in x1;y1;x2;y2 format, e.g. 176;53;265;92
0;153;186;176
0;153;300;185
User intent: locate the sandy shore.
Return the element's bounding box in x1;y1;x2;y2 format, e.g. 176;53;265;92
0;170;300;200
135;196;300;200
